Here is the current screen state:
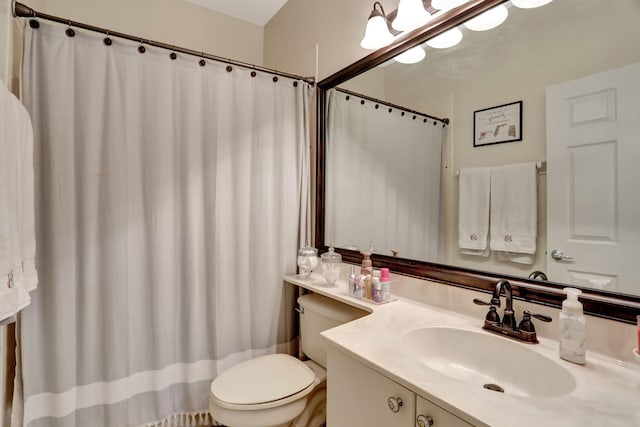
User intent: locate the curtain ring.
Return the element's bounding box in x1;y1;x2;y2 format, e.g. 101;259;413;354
103;30;112;46
138;39;146;54
169;46;177;60
200;53;206;67
65;20;75;37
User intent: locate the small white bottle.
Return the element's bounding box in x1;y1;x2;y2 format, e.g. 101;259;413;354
347;266;356;296
372;277;383;303
559;287;586;365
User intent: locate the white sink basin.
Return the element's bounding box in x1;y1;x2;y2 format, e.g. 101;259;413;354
400;327;576;398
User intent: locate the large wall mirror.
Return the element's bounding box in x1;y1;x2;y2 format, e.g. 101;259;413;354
316;0;640;322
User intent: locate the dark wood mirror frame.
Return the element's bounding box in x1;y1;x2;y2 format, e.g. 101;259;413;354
314;0;640;324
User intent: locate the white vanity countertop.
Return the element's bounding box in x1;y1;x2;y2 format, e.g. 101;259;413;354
285;274;640;427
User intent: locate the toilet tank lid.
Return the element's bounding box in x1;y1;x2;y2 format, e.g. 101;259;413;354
210;354;315;405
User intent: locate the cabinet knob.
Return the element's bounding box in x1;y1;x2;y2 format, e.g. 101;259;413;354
387;396;403;413
417;414;434;427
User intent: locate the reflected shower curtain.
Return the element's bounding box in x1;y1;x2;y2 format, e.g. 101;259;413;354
17;21;310;427
326;89;445;262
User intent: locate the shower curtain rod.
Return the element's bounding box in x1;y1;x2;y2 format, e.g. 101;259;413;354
335;87;450;125
11;1;315;85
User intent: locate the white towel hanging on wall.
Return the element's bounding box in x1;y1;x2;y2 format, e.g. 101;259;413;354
0;80;38;323
489;162;537;264
458;167;491;257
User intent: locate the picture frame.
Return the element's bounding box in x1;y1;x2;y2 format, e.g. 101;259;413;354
473;101;523;147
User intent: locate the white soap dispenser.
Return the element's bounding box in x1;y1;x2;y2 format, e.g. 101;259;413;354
559;287;586;365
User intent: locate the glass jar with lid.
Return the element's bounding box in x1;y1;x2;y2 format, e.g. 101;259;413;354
321;246;342;287
297;244;318;279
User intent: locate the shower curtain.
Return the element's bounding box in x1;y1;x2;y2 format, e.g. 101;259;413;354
16;21;311;427
325;89;445;262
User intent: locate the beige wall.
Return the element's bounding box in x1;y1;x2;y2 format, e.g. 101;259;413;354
22;0;264;65
264;0;398;81
0;0;9;86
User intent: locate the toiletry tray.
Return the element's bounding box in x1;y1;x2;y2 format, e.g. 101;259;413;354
347;293;397;305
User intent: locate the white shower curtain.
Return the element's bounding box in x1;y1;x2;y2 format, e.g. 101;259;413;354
325;89;445;262
16;21;311;427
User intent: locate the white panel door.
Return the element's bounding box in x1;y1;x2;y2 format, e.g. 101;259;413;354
546;62;640;294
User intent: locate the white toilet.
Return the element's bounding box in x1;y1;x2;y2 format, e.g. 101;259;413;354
209;293;365;427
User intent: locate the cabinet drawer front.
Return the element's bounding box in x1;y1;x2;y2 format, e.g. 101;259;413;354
327;348;416;427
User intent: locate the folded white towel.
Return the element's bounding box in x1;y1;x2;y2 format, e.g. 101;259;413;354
490;162;537;263
496;250;535;265
0;81;38;322
458;167;491;257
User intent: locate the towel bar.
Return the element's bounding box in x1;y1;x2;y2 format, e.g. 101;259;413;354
456;161;545;176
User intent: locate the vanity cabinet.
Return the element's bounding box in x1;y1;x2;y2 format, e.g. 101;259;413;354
327;346;474;427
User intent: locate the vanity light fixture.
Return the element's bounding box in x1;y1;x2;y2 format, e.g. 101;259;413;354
392;0;432;32
425;27;463;49
360;2;395;50
463;4;508;31
511;0;554;8
361;0;546;53
395;45;426;64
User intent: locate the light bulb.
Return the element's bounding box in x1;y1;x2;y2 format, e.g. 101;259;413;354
361;14;395;49
511;0;554;8
392;0;432;32
425;27;463;49
464;5;508;31
395;46;426;64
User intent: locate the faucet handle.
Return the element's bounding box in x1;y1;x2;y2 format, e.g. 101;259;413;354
524;310;552;322
518;310;552;333
473;299;501;324
485;306;501;324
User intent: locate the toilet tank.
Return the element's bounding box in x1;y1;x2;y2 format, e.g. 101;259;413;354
297;293;366;368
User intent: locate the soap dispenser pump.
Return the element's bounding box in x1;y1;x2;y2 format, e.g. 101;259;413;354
360;251;372;276
559;287;586;365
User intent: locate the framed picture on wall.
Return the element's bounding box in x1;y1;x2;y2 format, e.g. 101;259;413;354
473;101;522;147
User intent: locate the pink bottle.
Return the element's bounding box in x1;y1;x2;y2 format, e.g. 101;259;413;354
380;268;391;301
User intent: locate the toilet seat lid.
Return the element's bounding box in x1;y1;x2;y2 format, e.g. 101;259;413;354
210;354;316;406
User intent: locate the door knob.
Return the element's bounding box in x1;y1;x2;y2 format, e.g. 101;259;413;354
551;249;573;261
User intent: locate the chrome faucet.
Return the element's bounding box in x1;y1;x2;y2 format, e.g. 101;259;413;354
474;279;552;344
